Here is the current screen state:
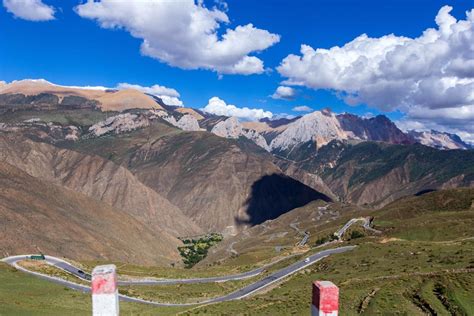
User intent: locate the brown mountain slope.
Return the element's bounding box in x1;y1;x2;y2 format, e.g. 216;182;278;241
175;107;204;120
0;80;162;112
294;141;474;207
60;122;331;234
0;134;202;237
0;161;180;265
96;89;162;111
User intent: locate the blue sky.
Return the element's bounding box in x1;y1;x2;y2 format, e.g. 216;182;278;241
1;0;473;139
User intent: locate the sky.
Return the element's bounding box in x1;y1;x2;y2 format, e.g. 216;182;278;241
1;0;473;141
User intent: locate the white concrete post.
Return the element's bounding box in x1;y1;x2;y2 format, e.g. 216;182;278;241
311;280;339;316
92;264;119;316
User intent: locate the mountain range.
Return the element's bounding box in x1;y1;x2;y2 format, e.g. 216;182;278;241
0;79;472;265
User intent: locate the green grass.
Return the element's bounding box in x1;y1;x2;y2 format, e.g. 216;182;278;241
0;263;192;315
119;278;254;304
79;258;263;280
374;188;474;241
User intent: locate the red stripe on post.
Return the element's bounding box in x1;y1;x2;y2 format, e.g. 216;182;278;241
92;265;117;295
312;281;339;315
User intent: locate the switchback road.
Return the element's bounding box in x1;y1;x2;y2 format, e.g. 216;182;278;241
2;246;355;306
1;215;379;306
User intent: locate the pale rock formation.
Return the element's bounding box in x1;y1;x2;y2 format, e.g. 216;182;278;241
89;113;149;136
408;130;470;150
176;114;203;132
212;117;270;151
270;110;350;150
211;117;243;139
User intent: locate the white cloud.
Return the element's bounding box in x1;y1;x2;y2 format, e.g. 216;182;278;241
400;104;474;142
3;0;55;21
202;97;273;121
116;83;183;106
75;0;280;75
116;83;179;98
278;6;474;139
271;85;295;100
154;95;183;107
292;105;312;112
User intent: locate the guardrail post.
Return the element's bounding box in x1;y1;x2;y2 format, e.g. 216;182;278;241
92;264;119;316
312;280;339;316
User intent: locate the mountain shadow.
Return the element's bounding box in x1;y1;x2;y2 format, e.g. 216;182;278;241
237;173;332;226
414;189;437;196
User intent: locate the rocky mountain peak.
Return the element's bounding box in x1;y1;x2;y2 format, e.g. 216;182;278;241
270;110;349;151
407;130;471;150
176;114;203;132
211;116;242;139
337;113;412;144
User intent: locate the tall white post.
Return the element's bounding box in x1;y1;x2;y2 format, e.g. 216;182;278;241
311;280;339;316
92;264;119;316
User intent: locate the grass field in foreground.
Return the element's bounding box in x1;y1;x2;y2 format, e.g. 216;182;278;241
0;263;188;316
3;240;473;315
180;239;474;315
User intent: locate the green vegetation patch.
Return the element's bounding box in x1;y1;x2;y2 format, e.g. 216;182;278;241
314;233;338;246
178;233;223;268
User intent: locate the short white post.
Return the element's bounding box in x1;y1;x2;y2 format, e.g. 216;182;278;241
92;264;119;316
311;280;339;316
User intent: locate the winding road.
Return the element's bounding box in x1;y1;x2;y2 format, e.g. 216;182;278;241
1;216;379;306
2;247;355;306
335;217;381;239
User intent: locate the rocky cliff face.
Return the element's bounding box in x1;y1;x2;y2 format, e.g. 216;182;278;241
211;117;270;151
337;113;413;144
407;130;471;150
210;111;469;155
89;113;150;136
270;109;350;152
211;117;243;139
176;114;203;131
